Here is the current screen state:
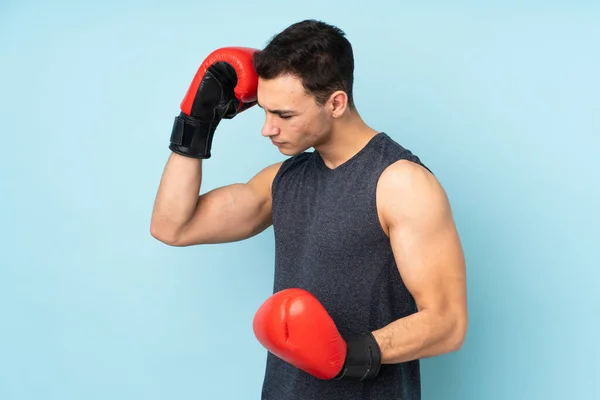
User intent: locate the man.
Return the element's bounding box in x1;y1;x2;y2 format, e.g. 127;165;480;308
151;19;467;400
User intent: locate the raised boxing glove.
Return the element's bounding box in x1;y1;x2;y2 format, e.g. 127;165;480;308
169;47;259;159
252;288;382;381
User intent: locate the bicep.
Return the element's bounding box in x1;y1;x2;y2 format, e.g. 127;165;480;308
380;162;466;312
389;203;465;311
177;162;282;246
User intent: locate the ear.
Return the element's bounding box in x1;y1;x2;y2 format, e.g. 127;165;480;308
328;90;349;118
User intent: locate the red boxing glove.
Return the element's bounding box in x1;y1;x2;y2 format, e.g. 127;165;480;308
169;47;259;159
253;288;382;381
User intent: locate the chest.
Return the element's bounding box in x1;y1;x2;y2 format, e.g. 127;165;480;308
272;171;386;261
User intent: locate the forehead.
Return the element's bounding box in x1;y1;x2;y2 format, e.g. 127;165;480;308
257;74;312;108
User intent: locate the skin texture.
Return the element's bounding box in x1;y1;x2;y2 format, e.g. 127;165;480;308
151;72;468;364
257;74;380;168
373;160;468;363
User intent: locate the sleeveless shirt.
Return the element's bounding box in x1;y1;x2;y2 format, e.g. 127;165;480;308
260;132;429;400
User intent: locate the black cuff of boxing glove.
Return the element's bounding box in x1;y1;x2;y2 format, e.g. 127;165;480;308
169;112;219;159
334;332;382;381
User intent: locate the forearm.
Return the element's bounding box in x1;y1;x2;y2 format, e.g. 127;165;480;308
371;308;465;364
151;152;203;235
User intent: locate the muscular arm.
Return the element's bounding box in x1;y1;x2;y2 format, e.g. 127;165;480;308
372;160;468;364
150;152;281;246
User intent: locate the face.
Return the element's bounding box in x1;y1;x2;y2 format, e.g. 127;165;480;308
256;74;333;156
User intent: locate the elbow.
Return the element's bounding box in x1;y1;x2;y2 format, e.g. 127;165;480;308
149;220;186;247
447;311;468;352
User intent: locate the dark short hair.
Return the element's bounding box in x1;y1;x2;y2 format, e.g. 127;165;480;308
253;19;355;108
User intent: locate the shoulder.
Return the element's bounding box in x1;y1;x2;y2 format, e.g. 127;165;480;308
378;159;438;193
376;159;450;233
248;160;284;197
373;132;433;174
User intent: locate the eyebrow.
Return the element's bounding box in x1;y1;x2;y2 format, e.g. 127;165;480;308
256;101;295;115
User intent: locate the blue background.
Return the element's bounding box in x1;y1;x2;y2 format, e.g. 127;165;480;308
1;0;598;399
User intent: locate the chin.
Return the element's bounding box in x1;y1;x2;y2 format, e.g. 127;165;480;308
279;144;311;157
278;148;300;156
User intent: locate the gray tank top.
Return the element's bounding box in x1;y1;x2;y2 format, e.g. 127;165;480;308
260;132;428;400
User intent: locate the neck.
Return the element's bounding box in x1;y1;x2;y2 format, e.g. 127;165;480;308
314;109;379;169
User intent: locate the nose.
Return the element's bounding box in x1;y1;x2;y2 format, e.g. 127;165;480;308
261;114;280;137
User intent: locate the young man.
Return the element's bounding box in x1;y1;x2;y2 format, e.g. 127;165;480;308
151;19;467;400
